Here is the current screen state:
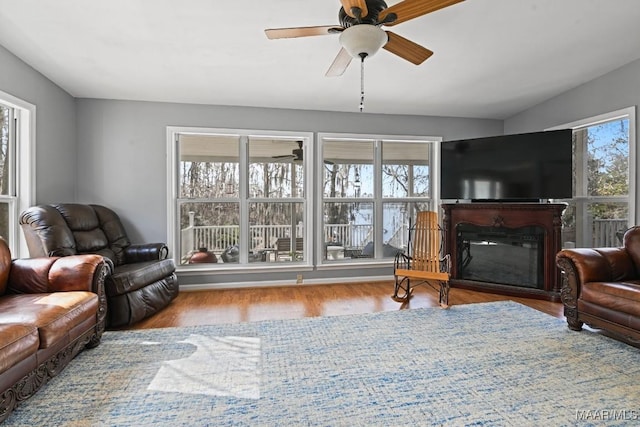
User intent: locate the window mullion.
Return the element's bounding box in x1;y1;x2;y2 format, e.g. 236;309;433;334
575;128;588;198
373;139;383;257
9;109;16;197
239;135;249;264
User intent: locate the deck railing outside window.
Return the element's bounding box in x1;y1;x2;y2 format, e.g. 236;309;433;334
592;219;628;247
563;218;628;248
181;223;376;261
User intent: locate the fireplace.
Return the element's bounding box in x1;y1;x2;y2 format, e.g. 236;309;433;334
442;203;566;301
456;224;544;289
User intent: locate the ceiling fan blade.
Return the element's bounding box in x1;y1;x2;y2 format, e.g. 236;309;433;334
325;48;353;77
265;25;343;40
383;31;433;65
340;0;369;18
379;0;464;26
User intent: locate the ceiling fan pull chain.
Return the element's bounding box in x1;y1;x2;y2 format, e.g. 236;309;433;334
359;56;365;112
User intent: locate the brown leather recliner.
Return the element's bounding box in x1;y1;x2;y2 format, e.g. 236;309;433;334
556;226;640;345
19;204;179;328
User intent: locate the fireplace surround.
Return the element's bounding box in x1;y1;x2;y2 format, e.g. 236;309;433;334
442;203;566;301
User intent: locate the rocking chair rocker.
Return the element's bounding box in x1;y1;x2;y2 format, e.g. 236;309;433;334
392;211;451;308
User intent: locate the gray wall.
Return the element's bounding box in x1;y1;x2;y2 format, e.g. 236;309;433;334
0;44;77;203
504;58;640;133
504;58;640;222
75;99;502;285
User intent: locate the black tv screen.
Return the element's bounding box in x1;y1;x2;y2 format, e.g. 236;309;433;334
440;129;573;201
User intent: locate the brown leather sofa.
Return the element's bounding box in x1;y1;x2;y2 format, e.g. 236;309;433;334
19;204;179;328
556;226;640;344
0;237;108;422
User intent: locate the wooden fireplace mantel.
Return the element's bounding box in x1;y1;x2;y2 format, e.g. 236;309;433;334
442;202;566;301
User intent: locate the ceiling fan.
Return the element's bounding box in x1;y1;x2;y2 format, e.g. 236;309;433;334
273;140;305;162
265;0;464;77
272;141;334;164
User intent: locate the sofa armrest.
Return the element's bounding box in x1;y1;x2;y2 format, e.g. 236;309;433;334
556;247;634;285
8;254;108;294
8;254;109;342
556;247;634;329
124;243;168;263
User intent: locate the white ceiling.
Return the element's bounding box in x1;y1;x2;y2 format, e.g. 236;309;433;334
1;0;639;119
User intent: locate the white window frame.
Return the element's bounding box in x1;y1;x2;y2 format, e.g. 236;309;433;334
0;90;35;257
317;132;442;267
548;106;637;245
166;126;314;272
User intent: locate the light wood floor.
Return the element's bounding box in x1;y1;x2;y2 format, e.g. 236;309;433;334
127;281;565;330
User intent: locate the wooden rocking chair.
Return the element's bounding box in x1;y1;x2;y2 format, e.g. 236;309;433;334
392;210;451;308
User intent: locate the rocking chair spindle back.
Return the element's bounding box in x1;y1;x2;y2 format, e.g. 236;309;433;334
392;211;451;308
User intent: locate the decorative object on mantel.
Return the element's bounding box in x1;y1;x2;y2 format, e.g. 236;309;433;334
491;215;505;227
265;0;465;111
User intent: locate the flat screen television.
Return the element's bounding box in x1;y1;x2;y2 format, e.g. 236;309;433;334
440;129;573;201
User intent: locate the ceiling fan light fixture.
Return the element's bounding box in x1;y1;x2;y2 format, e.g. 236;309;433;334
339;24;387;59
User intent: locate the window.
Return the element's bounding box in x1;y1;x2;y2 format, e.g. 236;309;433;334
319;134;440;262
168;128;440;270
169;128;312;267
0;92;34;256
552;107;636;248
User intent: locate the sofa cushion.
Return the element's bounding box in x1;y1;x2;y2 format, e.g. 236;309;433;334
581;280;640;318
91;204;131;266
50;204;135;266
0;292;98;349
107;259;175;297
53;205;112;256
0;324;39;375
55;204;101;233
73;228;110;253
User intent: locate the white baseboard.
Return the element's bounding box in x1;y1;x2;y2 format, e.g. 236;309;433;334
179;275;394;291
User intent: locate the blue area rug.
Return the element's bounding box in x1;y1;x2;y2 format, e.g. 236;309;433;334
5;301;640;426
